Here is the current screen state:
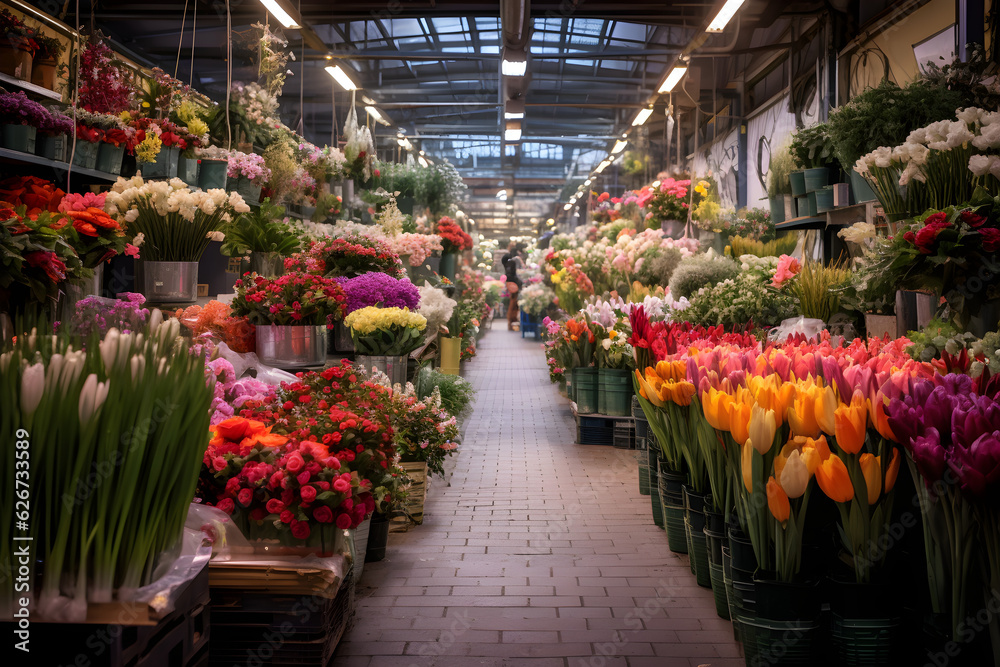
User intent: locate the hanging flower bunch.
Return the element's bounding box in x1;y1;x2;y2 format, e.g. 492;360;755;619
230;271;347;326
78;37;136;114
437;216;473;252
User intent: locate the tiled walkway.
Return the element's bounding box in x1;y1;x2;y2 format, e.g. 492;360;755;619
334;327;743;667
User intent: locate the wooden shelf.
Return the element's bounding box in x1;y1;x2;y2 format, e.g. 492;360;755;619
0;71;62;101
0;146;119;183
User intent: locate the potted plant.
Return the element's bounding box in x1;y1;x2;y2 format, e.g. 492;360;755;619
132;118;185;180
95;125;133;175
73;110;124;170
343;305;427;385
0;91;48;153
230;271;347;367
790;123;837;216
227;149;270;205
766;143;794;223
334;270;421;352
220;198;301;277
28;29;63;90
0;9;35;80
436;216;472;280
35;106;73;161
104;174;251;303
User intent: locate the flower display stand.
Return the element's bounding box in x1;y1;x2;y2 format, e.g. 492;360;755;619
208;555;353;667
19;559;210;666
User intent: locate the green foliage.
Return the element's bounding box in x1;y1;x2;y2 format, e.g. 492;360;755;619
634;246;682;287
767;143;795;198
729;234;797;258
683;255;796;327
220;198;301;257
788;261;851;322
372;161;420;197
415;161;467;217
826;79;963;172
789;123;836;170
415;365;476;417
668;254;740;299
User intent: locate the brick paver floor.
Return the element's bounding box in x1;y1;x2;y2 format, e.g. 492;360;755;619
333;327;744;667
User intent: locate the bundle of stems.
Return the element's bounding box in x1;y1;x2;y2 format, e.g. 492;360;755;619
730;235;797;258
790;261;851;322
0;318;213;620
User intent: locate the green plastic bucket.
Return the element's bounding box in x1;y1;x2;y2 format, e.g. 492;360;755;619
708;560;729;620
769;196;786;225
802;166;829;192
805;191;818;216
198;158;228;190
789;170;806;197
659;464;686;553
142;145;179;179
739;615;822;666
96;142;124;174
649;453;664;529
573;367;599;414
815;184;835;213
72;138;99;170
597;368;632;416
2;124;35;153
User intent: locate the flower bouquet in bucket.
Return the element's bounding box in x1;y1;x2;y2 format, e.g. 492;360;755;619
344;306;427;356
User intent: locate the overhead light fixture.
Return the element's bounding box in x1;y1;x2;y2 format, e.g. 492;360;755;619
258;0;300;29
584;179;592;186
632;106;654;126
594;160;611;174
706;0;747;32
365;106;384;122
504;121;522;142
563;203;573;211
504;98;525;120
505;111;524;120
611;140;627;154
325;65;357;90
418;156;429;168
501;49;527;76
496;189;508;200
658;66;687;93
396;137;413;151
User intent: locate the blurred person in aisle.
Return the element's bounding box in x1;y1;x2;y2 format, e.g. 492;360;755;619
502;242;524;330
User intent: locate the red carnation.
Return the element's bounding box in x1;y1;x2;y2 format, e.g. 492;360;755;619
980;228;1000;252
237;488;253;507
290;519;311;539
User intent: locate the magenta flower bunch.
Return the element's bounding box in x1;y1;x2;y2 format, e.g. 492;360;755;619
335;271;420;314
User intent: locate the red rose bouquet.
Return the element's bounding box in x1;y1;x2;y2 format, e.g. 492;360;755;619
230;271;348;326
437;216;473;252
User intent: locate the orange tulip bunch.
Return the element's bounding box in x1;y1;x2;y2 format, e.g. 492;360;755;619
634;362;697;476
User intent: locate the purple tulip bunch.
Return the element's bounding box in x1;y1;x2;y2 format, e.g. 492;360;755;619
888;374;1000;498
336;271;420;315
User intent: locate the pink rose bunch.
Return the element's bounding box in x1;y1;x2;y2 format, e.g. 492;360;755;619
771;254;802;288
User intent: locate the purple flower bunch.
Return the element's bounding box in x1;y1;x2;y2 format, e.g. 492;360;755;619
70;293;150;339
336;271;420;314
888;374;1000;498
0;91;52;128
39;108;74;136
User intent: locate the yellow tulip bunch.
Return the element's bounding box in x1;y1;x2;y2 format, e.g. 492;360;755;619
344;306;427;335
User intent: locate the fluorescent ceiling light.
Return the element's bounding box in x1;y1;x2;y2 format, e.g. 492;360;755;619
397;137;413;150
418;156;429;168
563;203;573;211
584;179;592;186
502;59;527;76
325;65;357;90
496;189;508;200
632;107;654;126
365;106;382;121
504;111;524;120
594;160;611;174
706;0;747;32
505;127;522;142
258;0;299;29
658;66;687;93
611;140;627;154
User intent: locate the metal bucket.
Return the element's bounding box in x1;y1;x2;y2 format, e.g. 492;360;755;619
140;261;198;303
256;325;328;368
356;354;408;385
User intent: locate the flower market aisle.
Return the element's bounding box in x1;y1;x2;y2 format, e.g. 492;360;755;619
334;329;742;667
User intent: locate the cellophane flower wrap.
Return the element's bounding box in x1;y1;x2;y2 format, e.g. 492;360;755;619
230;271;347;326
104;175;251;262
344;306;427;356
336;271;420;314
175;300;256;353
1;320;213;620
